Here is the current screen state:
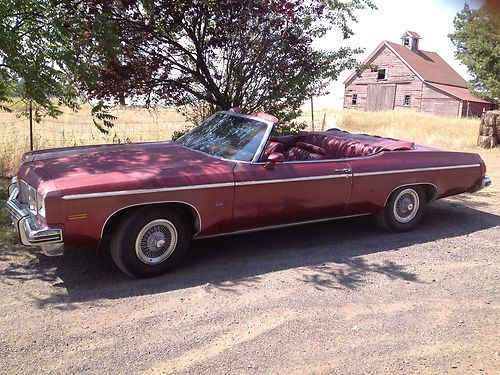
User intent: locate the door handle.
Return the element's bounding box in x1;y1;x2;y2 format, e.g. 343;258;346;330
334;168;351;174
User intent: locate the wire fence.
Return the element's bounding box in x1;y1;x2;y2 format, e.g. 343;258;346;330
0;107;189;176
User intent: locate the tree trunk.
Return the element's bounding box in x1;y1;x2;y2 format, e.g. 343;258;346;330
118;92;126;106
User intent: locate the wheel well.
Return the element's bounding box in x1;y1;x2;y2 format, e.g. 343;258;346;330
420;184;438;202
384;183;438;207
101;202;201;240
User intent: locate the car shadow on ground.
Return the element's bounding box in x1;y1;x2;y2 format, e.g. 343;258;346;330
1;199;499;309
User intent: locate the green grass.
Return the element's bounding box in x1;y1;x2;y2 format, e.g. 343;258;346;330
0;178;18;248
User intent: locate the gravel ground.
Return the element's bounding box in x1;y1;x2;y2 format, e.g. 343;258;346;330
0;151;499;375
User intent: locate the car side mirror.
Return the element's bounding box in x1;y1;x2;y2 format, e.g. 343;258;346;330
264;152;285;170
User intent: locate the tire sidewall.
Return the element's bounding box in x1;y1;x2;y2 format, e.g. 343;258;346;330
111;208;191;277
384;186;426;232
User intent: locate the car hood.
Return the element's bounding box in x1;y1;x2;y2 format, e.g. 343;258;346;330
19;141;236;196
23;141;184;170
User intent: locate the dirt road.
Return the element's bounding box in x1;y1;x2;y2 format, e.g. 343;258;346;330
1;151;499;374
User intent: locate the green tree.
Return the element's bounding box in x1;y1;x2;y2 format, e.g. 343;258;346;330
449;1;500;103
0;0;115;130
71;0;375;131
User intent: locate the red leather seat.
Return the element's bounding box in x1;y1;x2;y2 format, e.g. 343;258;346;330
284;142;325;161
271;130;413;160
264;141;285;159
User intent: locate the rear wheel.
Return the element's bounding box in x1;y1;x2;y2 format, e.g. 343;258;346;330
375;186;426;232
110;207;191;278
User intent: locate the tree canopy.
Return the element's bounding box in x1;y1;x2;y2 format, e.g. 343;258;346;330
72;0;374;125
0;0;78;116
449;1;500;103
0;0;116;128
1;0;375;129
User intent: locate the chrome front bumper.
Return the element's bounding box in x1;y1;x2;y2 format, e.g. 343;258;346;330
471;177;491;193
5;177;64;256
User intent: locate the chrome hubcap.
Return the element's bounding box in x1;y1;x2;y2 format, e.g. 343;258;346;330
135;219;178;265
393;189;420;223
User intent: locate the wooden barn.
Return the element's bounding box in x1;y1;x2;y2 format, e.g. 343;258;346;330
343;31;493;117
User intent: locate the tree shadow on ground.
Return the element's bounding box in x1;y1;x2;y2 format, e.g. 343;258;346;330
0;199;499;309
298;257;419;291
445;191;496;209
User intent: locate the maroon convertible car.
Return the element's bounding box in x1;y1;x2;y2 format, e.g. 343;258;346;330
6;110;491;277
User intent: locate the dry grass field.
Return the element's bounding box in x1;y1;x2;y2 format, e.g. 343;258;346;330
0;105;497;176
0;104;188;176
300;108;482;150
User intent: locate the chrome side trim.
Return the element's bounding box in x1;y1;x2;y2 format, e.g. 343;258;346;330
100;200;203;238
353;164;481;177
62;182;235;200
63;174;353;200
195;213;371;240
62;164;479;201
236;173;350;186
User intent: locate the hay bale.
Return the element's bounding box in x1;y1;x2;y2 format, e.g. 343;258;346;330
496;113;500;140
479;116;486;136
478;111;500;147
486;111;497;125
477;135;498;148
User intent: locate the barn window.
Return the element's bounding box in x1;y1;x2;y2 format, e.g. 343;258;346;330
404;38;410;46
351;94;358;106
377;68;387;80
404;95;411;106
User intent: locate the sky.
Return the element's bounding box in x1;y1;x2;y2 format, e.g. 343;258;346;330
313;0;486;109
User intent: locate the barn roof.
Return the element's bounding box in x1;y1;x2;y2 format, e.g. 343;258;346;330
426;83;491;104
385;41;467;88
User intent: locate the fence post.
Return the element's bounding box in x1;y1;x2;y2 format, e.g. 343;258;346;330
29;100;33;151
310;96;314;131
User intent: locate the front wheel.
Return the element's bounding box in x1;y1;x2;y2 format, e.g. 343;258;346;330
110;207;191;278
375;186;426;232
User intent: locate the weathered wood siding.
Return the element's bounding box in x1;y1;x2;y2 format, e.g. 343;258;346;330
344;45;423;111
366;85;396;111
420;84;461;117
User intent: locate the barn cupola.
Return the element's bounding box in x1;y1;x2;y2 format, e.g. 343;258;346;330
401;31;421;52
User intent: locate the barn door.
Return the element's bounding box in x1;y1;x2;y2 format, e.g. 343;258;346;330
366;84;396;111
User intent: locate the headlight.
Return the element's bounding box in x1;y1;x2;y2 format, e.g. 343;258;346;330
19;180;29;204
37;192;45;216
28;185;37;211
19;179;45;215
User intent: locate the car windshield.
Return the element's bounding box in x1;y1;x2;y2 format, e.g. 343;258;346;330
176;112;269;161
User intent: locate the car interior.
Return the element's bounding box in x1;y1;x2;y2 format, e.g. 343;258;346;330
261;128;415;162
